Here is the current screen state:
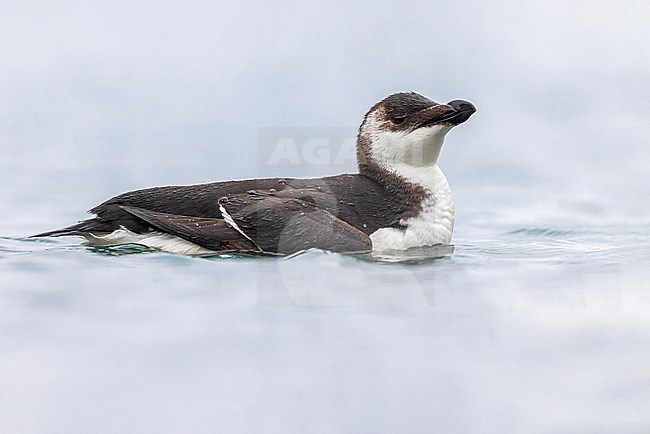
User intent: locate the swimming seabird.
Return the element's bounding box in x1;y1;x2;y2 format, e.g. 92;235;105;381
33;92;476;255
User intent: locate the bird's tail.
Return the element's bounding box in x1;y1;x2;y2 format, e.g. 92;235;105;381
31;220;95;238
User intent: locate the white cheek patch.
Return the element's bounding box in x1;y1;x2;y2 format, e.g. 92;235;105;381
367;123;452;168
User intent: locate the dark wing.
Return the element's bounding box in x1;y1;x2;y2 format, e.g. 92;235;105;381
31;174;409;244
86;178;297;234
33;178;308;236
221;192;372;254
119;192;371;255
120;206;258;253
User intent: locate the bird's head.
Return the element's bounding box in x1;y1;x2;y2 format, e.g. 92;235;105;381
357;92;476;173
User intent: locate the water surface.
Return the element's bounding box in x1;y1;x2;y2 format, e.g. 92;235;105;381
2;215;649;433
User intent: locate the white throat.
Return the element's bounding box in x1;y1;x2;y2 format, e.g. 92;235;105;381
367;120;452;169
369;164;455;252
363;123;457;252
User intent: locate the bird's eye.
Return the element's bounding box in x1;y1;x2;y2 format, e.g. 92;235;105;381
392;116;406;125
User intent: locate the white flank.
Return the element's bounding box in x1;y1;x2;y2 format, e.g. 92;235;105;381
83;227;215;255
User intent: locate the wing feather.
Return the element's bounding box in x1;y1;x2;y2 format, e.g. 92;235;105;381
120;206;258;252
120;190;372;255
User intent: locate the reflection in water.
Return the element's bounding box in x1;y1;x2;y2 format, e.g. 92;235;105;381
80;240;456;262
365;244;455;264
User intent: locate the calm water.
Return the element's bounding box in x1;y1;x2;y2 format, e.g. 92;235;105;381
1;190;649;432
2;0;649;430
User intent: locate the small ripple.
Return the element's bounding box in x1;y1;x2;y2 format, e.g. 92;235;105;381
0;236;67;255
7;236;61;244
87;244;157;256
506;228;576;237
456;229;647;267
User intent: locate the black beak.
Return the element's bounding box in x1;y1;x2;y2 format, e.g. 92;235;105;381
415;99;477;129
446;100;476;125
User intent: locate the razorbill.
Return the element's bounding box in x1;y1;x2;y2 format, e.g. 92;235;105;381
33;92;476;255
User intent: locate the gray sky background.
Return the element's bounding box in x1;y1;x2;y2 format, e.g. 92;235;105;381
1;0;649;229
